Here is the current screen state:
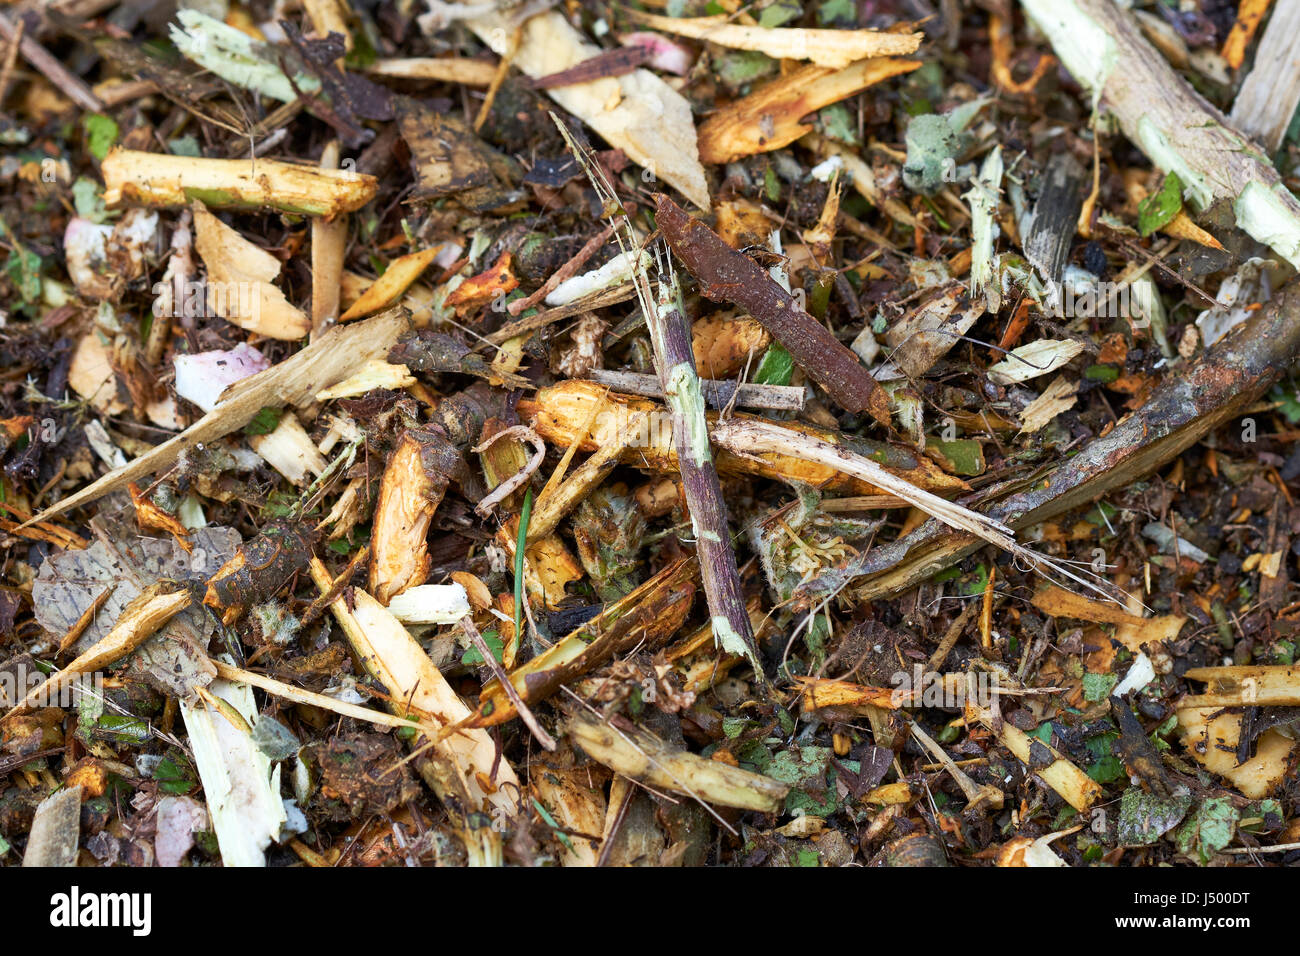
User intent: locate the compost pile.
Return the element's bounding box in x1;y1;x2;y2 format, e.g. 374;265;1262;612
1;0;1299;868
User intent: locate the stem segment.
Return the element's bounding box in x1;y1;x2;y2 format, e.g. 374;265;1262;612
646;272;761;671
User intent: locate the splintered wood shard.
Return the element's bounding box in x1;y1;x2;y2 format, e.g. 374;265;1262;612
179;677;287;867
655;195;891;424
26;308;410;527
4;583;191;720
621;10;924;68
710;417;1123;606
696;58;920;164
22;786;83;867
472;560;697;727
1228;0;1300;153
309;558;522;850
521;379;966;495
101;148;377;218
1021;0;1300;269
370;426;462;605
566;711;789;812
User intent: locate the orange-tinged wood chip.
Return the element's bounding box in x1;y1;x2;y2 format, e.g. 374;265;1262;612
444;251;518;314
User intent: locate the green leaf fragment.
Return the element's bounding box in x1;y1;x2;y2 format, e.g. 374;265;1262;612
1137;172;1183;237
1116;787;1191;845
72;177;110;222
168;135;203;158
83;114;119;161
1175;797;1239;865
1271;383;1300;424
153;752;199;795
1082;672;1118;702
531;797;575;853
926;438;986;476
817;104;859;145
763;165;782;203
722;717;750;739
252;718;301;761
817;0;855;26
244;406;283;436
754;342;794;386
462;634;505;667
170;9;319;103
758;0;801;28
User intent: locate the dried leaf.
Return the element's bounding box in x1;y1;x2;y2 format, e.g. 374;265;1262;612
697;58;920;164
1018;375;1078;433
465;11;710;209
623;11;922;68
1031;584;1185;651
986;339;1085;385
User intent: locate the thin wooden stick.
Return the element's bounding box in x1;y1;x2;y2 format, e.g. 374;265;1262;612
459;617;556;751
508;223;614;315
528;411;645;542
819;494;910;511
472;425;544;517
298;544;369;628
474;23;521;131
485;283;637;345
0;11;102;112
311;139;348;339
588;369;805;411
56;583;117;657
4;584;191;720
0;13;23;109
210;660;441;737
1021;0;1300;270
711;416;1124;606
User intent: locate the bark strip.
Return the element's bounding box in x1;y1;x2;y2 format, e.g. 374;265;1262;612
796;280;1300;606
655;194;890;424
